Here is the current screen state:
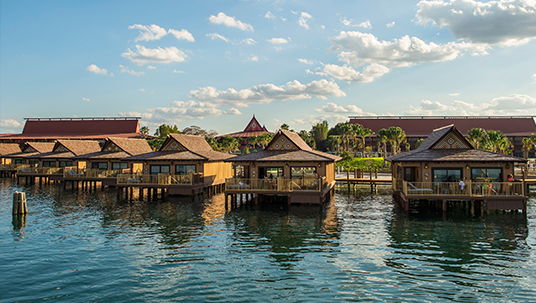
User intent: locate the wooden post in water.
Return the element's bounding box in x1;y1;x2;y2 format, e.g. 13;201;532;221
13;192;28;215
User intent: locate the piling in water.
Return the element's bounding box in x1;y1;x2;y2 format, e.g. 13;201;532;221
12;192;28;215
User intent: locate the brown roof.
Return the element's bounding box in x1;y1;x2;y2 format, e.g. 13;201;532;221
387;125;526;163
166;133;214;152
0;143;21;156
278;129;312;151
226;150;341;162
125;150;235;162
107;138;152;155
75;151;132;160
218;115;272;138
57;140;102;156
26;142;56;153
350;116;536;137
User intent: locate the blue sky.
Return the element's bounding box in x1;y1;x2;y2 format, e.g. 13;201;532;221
1;0;535;135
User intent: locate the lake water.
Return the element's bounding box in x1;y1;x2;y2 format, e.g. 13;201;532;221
1;179;535;302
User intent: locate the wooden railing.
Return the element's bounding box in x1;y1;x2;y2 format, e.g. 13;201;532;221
402;181;525;197
63;168;123;179
225;177;326;192
0;164;29;171
17;166;63;175
117;173;196;186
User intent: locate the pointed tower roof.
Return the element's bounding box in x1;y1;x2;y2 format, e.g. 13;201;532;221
218;115;273;138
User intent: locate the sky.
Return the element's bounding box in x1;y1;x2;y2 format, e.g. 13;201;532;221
1;0;536;135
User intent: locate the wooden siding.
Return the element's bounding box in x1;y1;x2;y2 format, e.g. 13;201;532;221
203;161;233;182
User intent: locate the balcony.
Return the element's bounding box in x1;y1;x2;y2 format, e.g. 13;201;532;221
63;168;124;179
398;179;525;198
225;177;326;192
17;166;63;175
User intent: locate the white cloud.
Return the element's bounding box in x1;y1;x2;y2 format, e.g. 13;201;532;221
315;102;370;114
86;64;108;75
206;33;230;43
406;94;536;115
190;79;346;107
265;11;275;19
82;97;91;102
533;74;536;83
128;24;168;42
121;45;188;65
290;114;349;127
340;17;372;28
417;0;536;46
298;12;312;29
246;55;259;62
449;93;460;96
281;17;287;22
267;37;288;44
140;88;145;92
0;119;23;133
209;12;253;31
147;65;156;69
298;58;313;64
329;31;488;68
119;100;223;123
242;38;257;45
119;65;145;76
316;63;390;83
173;70;185;74
168;28;195;42
227;108;242;115
386;21;395;28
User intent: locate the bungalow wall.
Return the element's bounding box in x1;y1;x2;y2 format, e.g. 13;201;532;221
203;161;233;183
396;161;515;183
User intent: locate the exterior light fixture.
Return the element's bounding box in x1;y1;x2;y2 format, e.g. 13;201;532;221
424;163;428;169
466;165;470;169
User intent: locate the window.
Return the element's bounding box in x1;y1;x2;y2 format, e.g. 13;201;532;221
92;162;108;170
43;161;56;167
235;165;246;178
151;165;170;175
471;168;502;183
112;162;128;170
259;167;283;179
59;161;72;167
29;160;39;165
14;159;26;164
175;164;196;175
291;167;316;179
432;168;462;182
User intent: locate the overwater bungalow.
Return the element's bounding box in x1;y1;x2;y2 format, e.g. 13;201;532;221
224;129;341;206
17;140;101;184
1;142;56;178
0;143;22;177
118;133;235;199
387;125;528;213
63;137;153;187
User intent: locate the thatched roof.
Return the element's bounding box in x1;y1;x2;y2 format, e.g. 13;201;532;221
25;142;56;153
0;143;21;156
75;137;152;160
27;140;101;159
387;125;526;163
166;133;213;152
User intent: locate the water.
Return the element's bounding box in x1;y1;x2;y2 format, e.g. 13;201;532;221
1;179;535;302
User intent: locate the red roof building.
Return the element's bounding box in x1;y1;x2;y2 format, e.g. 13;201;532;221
349;116;536;157
217;115;273;148
0;117;148;143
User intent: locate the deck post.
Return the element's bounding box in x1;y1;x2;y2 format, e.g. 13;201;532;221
139;187;143;200
442;199;447;213
483;199;488;213
255;194;258;205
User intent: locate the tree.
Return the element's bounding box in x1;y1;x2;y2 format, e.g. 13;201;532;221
140;126;150;138
467;128;487;150
280;123;290;131
154;124;179;139
415;138;425;149
148;138;165;150
355;125;374;157
221;136;240;153
247;136;259;150
298;130;316;149
258;133;273;149
182;125;218;137
205;137;221;151
310;120;329;151
385;126;406;154
377;128;389;159
339;122;353;153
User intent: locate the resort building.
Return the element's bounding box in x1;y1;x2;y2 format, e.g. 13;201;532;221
387;125;528;212
4;142;56;165
0;117;148;144
349;116;536;157
0;143;21;164
217;115;273;149
119;133;235;197
224;129;341;205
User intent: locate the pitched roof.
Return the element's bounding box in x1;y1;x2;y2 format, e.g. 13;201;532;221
166;133;214;152
227;129;341;162
0;143;21;156
217;115;272;138
387;125;526;163
26;142;56;153
106;138;152;155
350;116;536;137
56;140;102;155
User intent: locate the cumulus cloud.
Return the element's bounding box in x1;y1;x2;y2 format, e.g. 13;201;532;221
267;37;289;44
340;17;372;28
290;114;349;127
265;11;276;19
316;63;390;83
147;65;156;69
298;12;312;29
329;31;488;67
417;0;536;45
0;119;23;133
246;55;259;62
190;79;346;107
128;24;168;42
209;12;253;31
227;108;242;115
449;93;460;96
82;97;91;102
533;74;536;83
387;21;395;28
119;100;223;123
168;28;195;42
242;38;257;45
206;33;230;43
406;94;536;115
315;102;371;114
119;65;145;76
173;70;185;74
86;64;108;75
298;58;313;64
121;45;188;65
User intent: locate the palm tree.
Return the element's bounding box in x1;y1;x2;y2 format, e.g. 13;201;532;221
415;138;425;149
377;128;389;158
247;135;259;150
310;120;329;151
222;136;240;153
467;128;487;150
340;122;353;153
386;126;406;155
258;133;273;149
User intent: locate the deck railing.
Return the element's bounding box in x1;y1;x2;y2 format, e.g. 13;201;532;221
116;173;195;186
63;168;123;179
17;166;64;175
0;164;29;171
403;181;525;197
225;177;326;192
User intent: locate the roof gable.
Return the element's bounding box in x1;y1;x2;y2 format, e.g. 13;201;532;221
243;115;264;132
106;138;153;155
266;130;312;151
161;138;187;151
164;134;213;152
24;142;55;153
0;143;21;155
432;131;471;149
55;140;102;155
